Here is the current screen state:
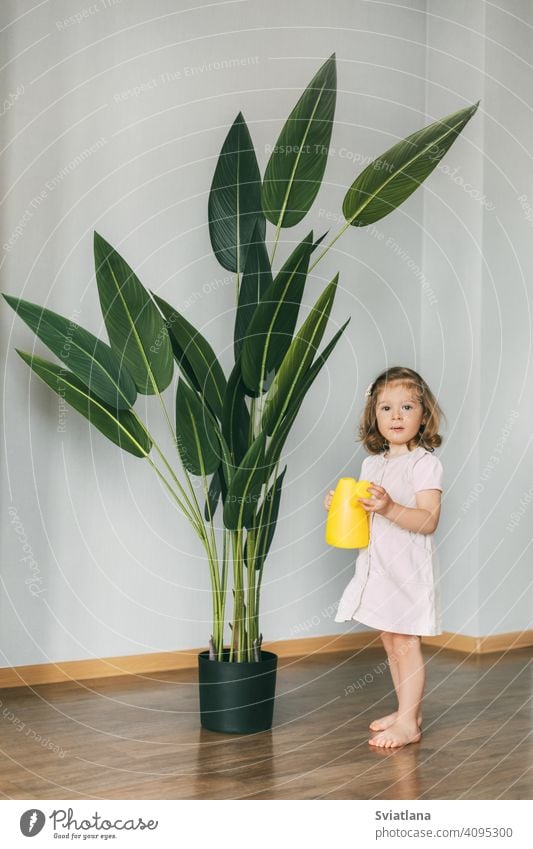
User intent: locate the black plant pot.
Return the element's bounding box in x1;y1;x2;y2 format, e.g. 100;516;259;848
198;648;278;734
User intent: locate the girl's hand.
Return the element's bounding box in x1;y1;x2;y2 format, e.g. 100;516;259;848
358;483;394;517
324;489;335;511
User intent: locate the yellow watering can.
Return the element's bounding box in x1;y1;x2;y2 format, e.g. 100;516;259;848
325;478;372;548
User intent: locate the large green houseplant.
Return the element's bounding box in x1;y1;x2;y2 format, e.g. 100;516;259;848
4;54;478;731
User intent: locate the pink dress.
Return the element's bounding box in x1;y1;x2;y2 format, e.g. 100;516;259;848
334;445;444;636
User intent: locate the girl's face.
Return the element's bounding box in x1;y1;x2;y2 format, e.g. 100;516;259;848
375;382;425;447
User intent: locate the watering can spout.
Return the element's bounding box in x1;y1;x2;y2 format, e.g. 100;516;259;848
325;477;372;549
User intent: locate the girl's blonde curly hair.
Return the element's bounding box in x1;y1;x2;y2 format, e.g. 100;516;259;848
358;366;445;455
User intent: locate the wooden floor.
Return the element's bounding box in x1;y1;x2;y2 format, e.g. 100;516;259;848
0;645;531;800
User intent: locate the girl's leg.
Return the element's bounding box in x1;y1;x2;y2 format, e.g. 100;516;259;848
382;631;401;695
369;631;422;730
396;633;425;722
369;633;424;747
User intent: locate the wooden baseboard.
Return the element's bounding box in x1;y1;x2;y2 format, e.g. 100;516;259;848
421;629;533;654
0;629;531;690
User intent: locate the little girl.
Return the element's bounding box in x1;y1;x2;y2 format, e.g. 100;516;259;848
324;366;445;749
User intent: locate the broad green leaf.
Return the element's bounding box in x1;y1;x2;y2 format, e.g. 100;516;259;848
313;230;329;251
152;302;202;395
3;294;137;409
152;293;227;421
234;219;273;363
235;229;325;376
244;466;287;571
265;319;350;473
222;357;250;467
204;465;227;521
175;379;222;475
94;232;173;395
208;112;266;273
261;273;340;435
343;101;479;227
262;54;336;228
17;351;151;457
241;232;314;394
223;431;266;531
204;354;251;521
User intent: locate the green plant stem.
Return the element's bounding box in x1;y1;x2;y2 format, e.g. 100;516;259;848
229;530;242;662
148;379;212;553
229;530;235;663
184;392;224;653
200;463;223;652
166;406;218;568
249;395;256;442
145;456;200;537
131;412;203;534
131;371;209;544
144;455;222;650
308;218;351;275
255;456;280;619
155;391;177;447
205;545;222;655
152;441;200;528
237;526;245;661
246;527;258;658
176;434;211;540
269;218;283;266
133;406;223;655
219;529;229;660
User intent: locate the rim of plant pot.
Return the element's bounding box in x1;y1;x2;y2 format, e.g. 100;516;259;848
198;648;277;665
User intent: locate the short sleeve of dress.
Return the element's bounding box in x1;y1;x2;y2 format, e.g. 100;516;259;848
360;456;371;480
412;451;443;492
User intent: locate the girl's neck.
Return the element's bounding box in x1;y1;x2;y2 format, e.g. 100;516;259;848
383;444;413;459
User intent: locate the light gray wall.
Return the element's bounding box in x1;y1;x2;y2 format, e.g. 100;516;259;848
423;0;533;638
478;1;533;635
422;0;487;636
1;0;530;667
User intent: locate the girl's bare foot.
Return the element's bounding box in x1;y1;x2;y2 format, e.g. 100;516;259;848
368;719;422;748
369;711;422;731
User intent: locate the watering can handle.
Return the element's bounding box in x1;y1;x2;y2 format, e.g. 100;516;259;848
351;480;372;502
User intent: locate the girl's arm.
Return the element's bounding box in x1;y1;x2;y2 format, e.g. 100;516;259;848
359;485;441;534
